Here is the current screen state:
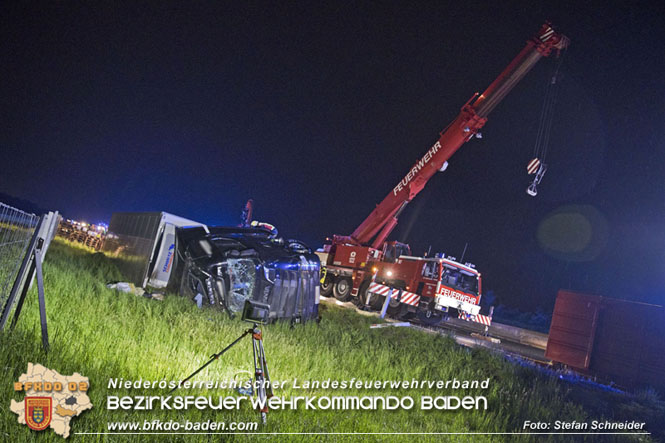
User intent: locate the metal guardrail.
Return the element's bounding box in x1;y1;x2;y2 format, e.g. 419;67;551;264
442;317;549;350
0;203;40;314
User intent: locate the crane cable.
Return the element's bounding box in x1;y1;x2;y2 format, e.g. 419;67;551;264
533;47;567;162
526;46;567;196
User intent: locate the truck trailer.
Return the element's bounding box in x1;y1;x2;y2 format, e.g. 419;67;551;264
103;212;205;289
103;211;320;323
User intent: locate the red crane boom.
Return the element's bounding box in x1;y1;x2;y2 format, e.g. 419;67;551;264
338;23;568;249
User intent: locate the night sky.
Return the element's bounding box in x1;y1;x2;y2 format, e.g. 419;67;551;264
2;2;664;311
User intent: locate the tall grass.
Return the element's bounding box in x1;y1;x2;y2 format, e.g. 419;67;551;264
0;239;662;442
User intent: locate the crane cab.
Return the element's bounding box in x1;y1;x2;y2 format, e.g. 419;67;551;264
382;241;411;263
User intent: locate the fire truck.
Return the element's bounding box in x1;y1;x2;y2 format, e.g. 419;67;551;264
318;23;568;323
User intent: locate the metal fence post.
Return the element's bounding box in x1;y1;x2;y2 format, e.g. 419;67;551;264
0;216;43;331
34;244;49;352
0;209;59;352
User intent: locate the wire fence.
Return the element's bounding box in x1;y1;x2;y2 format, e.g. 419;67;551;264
0;203;40;314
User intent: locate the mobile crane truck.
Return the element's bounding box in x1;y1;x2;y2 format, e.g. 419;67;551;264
317;23;568;325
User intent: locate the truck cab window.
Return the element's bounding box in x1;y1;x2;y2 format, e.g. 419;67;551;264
442;264;478;295
421;262;438;280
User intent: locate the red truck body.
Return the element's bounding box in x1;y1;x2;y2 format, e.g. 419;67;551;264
546;290;665;389
351;255;483;317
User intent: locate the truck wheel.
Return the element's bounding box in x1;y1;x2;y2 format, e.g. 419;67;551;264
320;276;333;297
333;277;352;302
356;280;376;308
386;291;404;316
388;303;411;319
368;292;384;310
417;309;444;326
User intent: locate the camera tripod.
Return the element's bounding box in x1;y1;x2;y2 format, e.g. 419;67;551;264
169;323;273;423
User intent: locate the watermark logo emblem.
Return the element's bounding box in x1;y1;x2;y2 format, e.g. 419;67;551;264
11;363;92;438
25;397;52;431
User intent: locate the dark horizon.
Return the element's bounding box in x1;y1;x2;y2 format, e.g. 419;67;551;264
3;2;664;311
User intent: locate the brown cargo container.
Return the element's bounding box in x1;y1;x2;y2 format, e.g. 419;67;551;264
546;290;665;389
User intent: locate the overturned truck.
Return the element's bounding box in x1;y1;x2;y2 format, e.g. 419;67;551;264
103;212;320;323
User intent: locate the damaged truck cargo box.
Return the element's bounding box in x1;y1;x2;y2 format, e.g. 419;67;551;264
174;226;320;323
103;212;205;288
104;212;320;322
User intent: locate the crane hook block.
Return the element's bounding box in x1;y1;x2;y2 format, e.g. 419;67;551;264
526;162;548;197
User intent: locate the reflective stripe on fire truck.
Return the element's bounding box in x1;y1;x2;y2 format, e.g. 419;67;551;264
458;312;492;326
368;282;420;307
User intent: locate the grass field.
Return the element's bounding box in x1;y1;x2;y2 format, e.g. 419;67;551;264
1;239;663;442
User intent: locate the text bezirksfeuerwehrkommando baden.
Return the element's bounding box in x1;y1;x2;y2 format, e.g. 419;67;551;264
106;377;490;411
